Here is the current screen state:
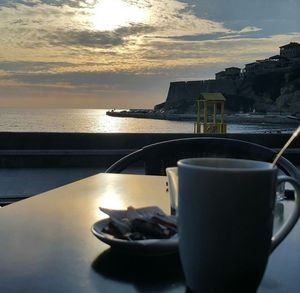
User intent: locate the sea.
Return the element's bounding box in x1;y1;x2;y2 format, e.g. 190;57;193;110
0;108;296;133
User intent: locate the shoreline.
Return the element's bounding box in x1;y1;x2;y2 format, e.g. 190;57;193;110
106;110;300;125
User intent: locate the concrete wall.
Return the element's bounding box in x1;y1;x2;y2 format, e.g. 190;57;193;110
0;132;299;205
0;132;299;168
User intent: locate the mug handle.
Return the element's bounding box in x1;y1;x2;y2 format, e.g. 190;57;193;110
271;176;300;252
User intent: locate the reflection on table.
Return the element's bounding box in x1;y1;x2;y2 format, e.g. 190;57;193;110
0;173;298;292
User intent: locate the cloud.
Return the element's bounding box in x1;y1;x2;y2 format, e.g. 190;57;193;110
1;69;164;88
3;31;300;83
49;30;125;48
0;1;232;45
0;0;36;8
0;0;268;59
0;0;300;108
0;68;172;108
0;0;81;8
0;70;11;77
142;0;230;37
239;26;262;34
47;23;155;48
0;61;73;72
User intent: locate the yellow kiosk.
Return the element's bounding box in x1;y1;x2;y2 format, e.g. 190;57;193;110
194;92;226;134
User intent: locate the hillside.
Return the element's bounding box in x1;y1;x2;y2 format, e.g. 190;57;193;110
155;64;300;115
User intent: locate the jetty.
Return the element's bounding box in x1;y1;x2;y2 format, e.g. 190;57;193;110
106;109;300;125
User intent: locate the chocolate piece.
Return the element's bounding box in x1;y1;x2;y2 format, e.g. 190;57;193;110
131;218;170;239
99;206;178;240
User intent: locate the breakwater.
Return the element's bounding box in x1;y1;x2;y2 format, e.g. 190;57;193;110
0;132;299;168
106;109;300;124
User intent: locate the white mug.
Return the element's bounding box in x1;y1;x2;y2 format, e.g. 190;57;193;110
171;157;300;293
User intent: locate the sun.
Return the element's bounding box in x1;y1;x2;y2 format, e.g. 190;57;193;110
90;0;147;31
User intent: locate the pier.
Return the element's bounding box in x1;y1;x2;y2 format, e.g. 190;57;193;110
106;109;300;124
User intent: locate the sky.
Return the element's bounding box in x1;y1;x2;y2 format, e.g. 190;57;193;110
0;0;299;109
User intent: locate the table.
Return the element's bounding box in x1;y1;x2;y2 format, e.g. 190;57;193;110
0;173;299;292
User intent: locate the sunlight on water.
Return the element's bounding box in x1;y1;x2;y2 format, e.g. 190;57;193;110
0;108;296;133
94;112;126;132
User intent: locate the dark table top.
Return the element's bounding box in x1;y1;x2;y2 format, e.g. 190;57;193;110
0;173;299;292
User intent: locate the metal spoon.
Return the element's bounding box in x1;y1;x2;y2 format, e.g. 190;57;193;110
272;126;300;167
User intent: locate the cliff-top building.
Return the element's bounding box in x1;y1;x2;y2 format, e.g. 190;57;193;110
159;42;300;114
280;42;300;58
244;42;300;75
215;67;241;80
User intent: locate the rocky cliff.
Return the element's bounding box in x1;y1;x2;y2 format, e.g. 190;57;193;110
156;64;300;114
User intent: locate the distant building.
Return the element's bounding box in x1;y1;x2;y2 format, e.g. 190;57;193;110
280;42;300;58
215;71;226;80
269;54;289;62
215;67;241;80
244;62;258;74
243;42;300;75
244;59;281;74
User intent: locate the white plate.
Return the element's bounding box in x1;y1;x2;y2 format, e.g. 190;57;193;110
91;218;179;255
